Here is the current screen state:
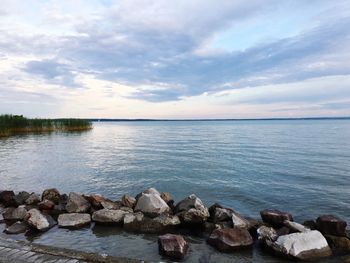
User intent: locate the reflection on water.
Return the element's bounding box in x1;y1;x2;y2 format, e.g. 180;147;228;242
1;120;350;262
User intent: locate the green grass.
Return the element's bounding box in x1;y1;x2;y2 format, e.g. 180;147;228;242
0;115;92;137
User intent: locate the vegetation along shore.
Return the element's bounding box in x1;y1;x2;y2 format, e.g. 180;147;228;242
0;115;92;137
0;188;349;261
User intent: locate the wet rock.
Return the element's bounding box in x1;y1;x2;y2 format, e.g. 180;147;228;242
92;209;128;225
207;228;253;252
123;212;144;232
66;192;91;213
0;191;16;207
121;194;136;209
25;193;40;205
14;191;30;206
284;220;310;233
257;226;278;242
2;206;27;221
58;213;91;229
25;208;56;232
158;234;188;260
4;221;28;234
325;235;350;255
41;188;61;204
101;200;121;210
317;215;347;236
260;209;293;227
267;230;332;261
38;200;55;210
134;193;170;218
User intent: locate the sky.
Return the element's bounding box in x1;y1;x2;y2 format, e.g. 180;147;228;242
0;0;350;119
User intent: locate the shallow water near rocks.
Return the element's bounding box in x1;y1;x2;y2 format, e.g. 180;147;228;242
1;120;350;262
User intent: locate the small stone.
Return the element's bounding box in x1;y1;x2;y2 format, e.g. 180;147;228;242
58;213;91;229
158;234;188;260
42;188;61;204
257;226;278;242
0;191;16;207
260;209;293;227
134;194;170;218
4;221;28;234
207;228;253;252
25;193;40;205
2;206;27;221
38;200;55;210
316;215;347;236
121;195;136;208
66;192;91;213
25;208;56;232
92;209;128;224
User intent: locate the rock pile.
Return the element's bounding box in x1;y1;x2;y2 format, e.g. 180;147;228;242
0;188;349;261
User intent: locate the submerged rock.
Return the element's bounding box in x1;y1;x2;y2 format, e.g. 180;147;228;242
25;193;40;205
66;192;91;213
2;206;27;221
121;194;136;209
25;208;56;232
207;228;253;252
0;191;16;207
317;215;347;236
92;209;128;224
42;188;61;204
4;221;28;234
134;194;170;218
260;209;293;227
268;230;332;261
158;234;188;260
58;213;91;229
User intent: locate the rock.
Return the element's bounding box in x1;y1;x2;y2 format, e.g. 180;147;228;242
0;191;16;207
92;209;128;225
303;220;317;230
85;194;107;209
2;206;27;221
175;194;205;212
14;191;30;206
178;207;210;224
135;188;161;201
38;200;55;210
101;200;121;210
257;226;278;242
160;192;174;204
325;235;350;255
4;221;28;234
246;218;263;238
58;213;91;229
121;195;136;208
270;230;332;261
260;209;293;227
207;228;253;252
120;206;133;213
134;194;170;218
203;221;232;235
276;226;290;236
66;192;91;213
158;234;188;260
41;188;61;204
25;208;56;232
123;212;144;232
209;204;232;222
316;215;347;236
284;220;310;233
25;193;40;205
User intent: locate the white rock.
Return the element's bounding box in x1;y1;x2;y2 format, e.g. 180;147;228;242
92;209;128;224
26;208;55;232
134;194;170;217
58;213;91;228
284;220;310;233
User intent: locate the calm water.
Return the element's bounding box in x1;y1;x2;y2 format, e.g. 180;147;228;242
0;120;350;262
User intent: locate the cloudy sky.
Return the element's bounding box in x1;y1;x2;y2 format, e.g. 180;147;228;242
1;0;350;119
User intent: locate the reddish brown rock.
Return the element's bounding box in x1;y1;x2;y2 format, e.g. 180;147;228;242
207;228;253;252
317;215;347;237
260;209;293;227
38;200;55;210
158;234;188;260
325;235;350;255
121;194;136;208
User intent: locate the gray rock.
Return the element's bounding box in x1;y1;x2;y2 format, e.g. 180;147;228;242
121;195;136;208
58;213;91;229
123;212;144;232
66;192;91;213
134;194;170;218
178;207;210;224
25;193;40;205
42;188;61;204
175;194;205;212
92;209;128;224
2;206;27;221
207;228;253;252
25;208;56;232
158;234;188;260
14;191;30;206
101;200;121;210
4;221;28;234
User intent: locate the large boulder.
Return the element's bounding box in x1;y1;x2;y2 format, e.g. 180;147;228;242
260;209;293;227
317;215;347;236
134;194;170;218
92;209;128;225
121;195;136;209
25;193;40;205
66;192;91;213
158;234;188;260
2;206;27;221
4;221;28;234
41;188;61;204
268;230;332;261
324;235;350;255
0;191;16;207
58;213;91;229
207;228;253;252
25;208;56;232
14;191;30;206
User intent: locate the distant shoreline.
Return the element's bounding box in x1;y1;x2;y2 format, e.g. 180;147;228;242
90;116;350;122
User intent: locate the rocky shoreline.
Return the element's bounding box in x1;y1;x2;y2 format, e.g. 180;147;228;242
0;188;349;262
